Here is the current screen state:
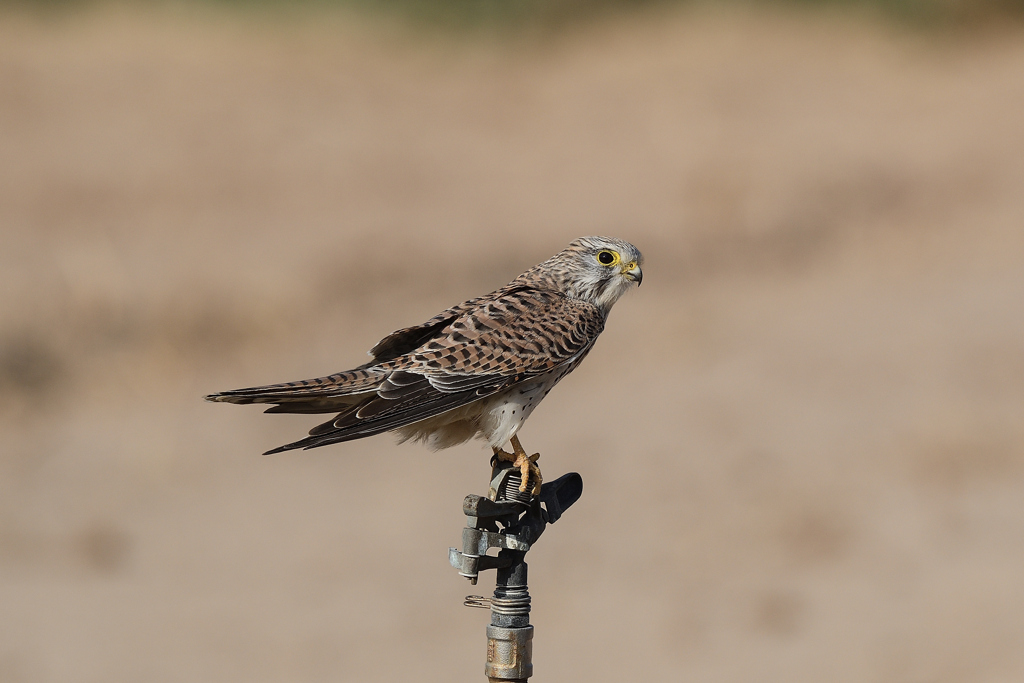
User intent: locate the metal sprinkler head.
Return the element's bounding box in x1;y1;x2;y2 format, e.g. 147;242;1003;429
449;458;584;682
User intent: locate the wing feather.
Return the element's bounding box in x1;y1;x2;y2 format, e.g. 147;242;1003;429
204;368;385;405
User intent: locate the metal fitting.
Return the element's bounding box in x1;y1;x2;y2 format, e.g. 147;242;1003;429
485;624;534;682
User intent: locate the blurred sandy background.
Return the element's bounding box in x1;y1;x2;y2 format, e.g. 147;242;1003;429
1;2;1023;681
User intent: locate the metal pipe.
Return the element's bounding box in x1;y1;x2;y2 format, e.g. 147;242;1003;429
486;551;532;682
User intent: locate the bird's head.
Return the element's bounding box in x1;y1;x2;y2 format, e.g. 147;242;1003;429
539;236;643;313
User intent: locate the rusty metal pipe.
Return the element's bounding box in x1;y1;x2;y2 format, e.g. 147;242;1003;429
485;624;533;682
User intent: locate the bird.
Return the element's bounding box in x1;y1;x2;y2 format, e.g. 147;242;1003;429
205;236;643;494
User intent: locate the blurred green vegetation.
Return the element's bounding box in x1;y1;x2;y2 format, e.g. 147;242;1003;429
205;0;1024;28
3;0;1022;29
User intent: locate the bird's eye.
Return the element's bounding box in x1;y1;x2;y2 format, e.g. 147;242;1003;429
597;250;619;266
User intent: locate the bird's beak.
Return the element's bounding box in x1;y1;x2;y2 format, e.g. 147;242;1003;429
623;263;643;286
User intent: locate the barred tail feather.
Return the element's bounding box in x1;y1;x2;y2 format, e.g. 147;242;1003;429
204;368;385;405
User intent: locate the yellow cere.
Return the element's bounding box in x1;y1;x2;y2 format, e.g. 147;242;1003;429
621;261;637;272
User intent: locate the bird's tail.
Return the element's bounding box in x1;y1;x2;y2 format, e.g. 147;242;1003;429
204;367;385;407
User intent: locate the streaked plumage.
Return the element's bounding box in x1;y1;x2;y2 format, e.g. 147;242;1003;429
206;236;642;487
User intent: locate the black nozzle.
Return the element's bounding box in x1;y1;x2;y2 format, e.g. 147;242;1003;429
539;472;583;524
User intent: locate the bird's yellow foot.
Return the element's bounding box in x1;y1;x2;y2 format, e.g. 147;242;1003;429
491;435;542;495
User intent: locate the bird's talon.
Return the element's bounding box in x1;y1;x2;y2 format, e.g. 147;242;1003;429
529;461;543;495
491;448;516;464
512;452;543;494
502;436;544;495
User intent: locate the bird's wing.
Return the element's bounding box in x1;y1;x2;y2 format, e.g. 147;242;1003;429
364;290;504;363
258;289;606;453
406;288;605;377
202;287;526;407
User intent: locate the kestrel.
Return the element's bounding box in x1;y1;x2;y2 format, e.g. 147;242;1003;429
205;236;643;494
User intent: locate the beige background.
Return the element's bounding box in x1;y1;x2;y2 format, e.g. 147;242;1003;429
1;4;1023;681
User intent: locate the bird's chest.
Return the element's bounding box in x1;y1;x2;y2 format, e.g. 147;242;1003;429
484;363;577;443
